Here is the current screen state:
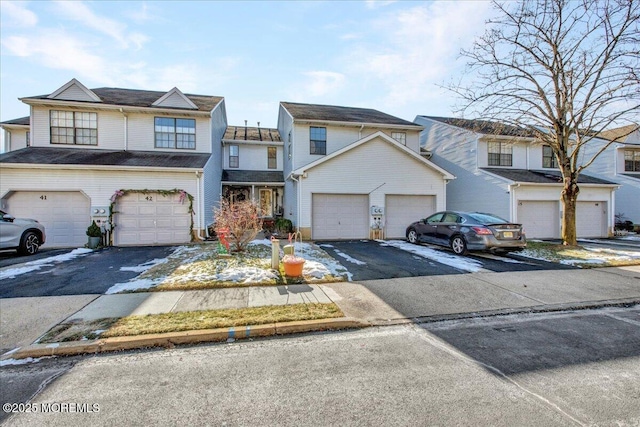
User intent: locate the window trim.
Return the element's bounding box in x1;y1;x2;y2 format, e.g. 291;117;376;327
624;149;640;172
542;145;558;168
229;145;239;168
50;110;98;146
487;141;513;167
310;126;326;155
267;146;277;169
154;117;196;150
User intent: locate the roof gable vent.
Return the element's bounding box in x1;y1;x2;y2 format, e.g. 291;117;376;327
47;78;102;103
152;87;198;109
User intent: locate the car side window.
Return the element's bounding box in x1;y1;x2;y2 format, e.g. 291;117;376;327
443;213;458;223
426;213;444;224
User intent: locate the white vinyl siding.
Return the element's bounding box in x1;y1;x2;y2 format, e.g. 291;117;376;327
223;144;283;170
298;136;447;233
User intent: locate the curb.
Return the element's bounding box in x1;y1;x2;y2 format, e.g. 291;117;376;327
1;317;370;361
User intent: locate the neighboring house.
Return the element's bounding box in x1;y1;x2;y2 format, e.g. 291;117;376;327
415;116;619;238
0;116;30;153
586;125;639;224
277;102;455;240
221;124;284;218
0;78;227;248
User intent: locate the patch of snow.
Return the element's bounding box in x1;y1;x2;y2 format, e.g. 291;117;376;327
0;357;51;366
0;248;93;280
381;240;485;273
620;235;640;241
120;258;168;273
217;266;278;284
318;244;334;248
559;259;605;266
303;260;333;279
333;250;366;265
105;278;164;294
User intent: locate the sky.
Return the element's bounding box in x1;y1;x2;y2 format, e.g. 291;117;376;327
0;0;495;129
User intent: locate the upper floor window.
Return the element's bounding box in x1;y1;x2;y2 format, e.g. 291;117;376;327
155;117;195;149
542;145;558;168
268;147;277;169
229;145;239;168
487;141;512;166
625;149;640;172
51;110;97;145
391;132;406;145
310;127;326;155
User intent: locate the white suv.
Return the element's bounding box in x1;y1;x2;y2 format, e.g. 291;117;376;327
0;210;46;255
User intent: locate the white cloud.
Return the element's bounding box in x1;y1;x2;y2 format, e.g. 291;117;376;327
303;71;346;97
365;0;397;9
0;1;38;27
346;2;494;108
53;0;148;50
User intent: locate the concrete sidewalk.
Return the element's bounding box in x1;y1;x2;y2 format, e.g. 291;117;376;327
1;266;639;360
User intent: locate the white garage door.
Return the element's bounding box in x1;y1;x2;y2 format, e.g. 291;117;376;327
3;191;90;248
114;192;191;245
385;195;436;239
312;194;369;240
517;200;560;238
577;201;607;238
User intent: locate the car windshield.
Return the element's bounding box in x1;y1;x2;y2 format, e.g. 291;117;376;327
468;213;508;224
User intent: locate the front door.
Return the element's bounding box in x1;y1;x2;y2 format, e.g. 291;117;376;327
259;189;273;217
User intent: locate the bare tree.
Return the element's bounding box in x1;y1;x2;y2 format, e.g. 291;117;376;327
213;200;263;252
452;0;639;245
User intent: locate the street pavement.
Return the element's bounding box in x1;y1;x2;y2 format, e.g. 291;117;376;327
1;264;639;360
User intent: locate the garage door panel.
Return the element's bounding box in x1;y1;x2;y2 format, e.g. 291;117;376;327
386;195;436;239
3;191;90;248
312;194;368;240
517;200;559;239
577;201;606;238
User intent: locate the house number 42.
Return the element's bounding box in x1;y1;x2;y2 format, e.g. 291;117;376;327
145;196;153;201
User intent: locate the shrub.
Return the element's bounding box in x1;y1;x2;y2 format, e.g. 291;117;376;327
86;221;103;237
213;200;263;252
275;218;293;234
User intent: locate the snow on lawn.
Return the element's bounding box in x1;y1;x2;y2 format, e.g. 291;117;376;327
0;248;93;280
380;240;485;273
106;240;350;293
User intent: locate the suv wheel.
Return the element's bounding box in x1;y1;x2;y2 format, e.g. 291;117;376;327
18;231;40;255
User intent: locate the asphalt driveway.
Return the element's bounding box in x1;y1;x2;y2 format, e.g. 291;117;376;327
318;240;573;281
0;246;176;298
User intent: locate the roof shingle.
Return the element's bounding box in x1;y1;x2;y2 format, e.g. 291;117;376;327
482;168;617;185
282;102;417;127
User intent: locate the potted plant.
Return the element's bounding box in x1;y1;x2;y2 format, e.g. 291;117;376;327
86;220;103;249
282;254;305;277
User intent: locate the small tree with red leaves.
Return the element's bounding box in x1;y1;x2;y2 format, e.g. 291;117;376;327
213;200;263;252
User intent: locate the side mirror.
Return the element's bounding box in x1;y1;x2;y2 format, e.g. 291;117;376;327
2;214;15;222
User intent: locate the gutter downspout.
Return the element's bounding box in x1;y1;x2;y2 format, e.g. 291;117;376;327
195;170;206;240
359;124;364;140
119;108;128;151
510;183;520;222
288;172;302;233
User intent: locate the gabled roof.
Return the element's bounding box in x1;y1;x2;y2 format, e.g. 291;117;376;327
0;147;211;169
223;126;282;142
417;116;536;138
282;102;419;127
23;86;223;112
482;168;617;185
293;131;455;179
0;116;30;126
598;124;639;142
222;170;284;183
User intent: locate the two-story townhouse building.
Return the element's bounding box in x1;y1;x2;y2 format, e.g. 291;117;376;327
277;102;455;240
415;116;619;239
584;125;640;224
0;78;227;248
221;124;284;219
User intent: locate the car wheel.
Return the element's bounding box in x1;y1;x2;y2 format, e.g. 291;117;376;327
407;229;418;244
450;235;468;255
18;231;40;255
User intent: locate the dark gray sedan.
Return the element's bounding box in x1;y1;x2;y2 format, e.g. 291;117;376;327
406;211;526;255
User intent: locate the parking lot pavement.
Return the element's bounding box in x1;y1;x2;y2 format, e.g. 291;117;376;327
319;240;573;281
0;246;177;298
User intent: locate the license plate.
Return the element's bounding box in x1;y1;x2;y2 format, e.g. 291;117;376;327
503;231;513;238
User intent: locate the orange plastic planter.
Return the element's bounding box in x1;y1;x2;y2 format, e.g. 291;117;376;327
283;259;305;277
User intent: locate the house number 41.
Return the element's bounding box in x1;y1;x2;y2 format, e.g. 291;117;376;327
40;195;47;200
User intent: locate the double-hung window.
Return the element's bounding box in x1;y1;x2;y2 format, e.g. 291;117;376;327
625;150;640;172
310;127;326;155
487;141;512;166
229;145;239;168
51;110;98;145
268;147;277;169
542;145;558;168
391;132;406;145
154;117;196;149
